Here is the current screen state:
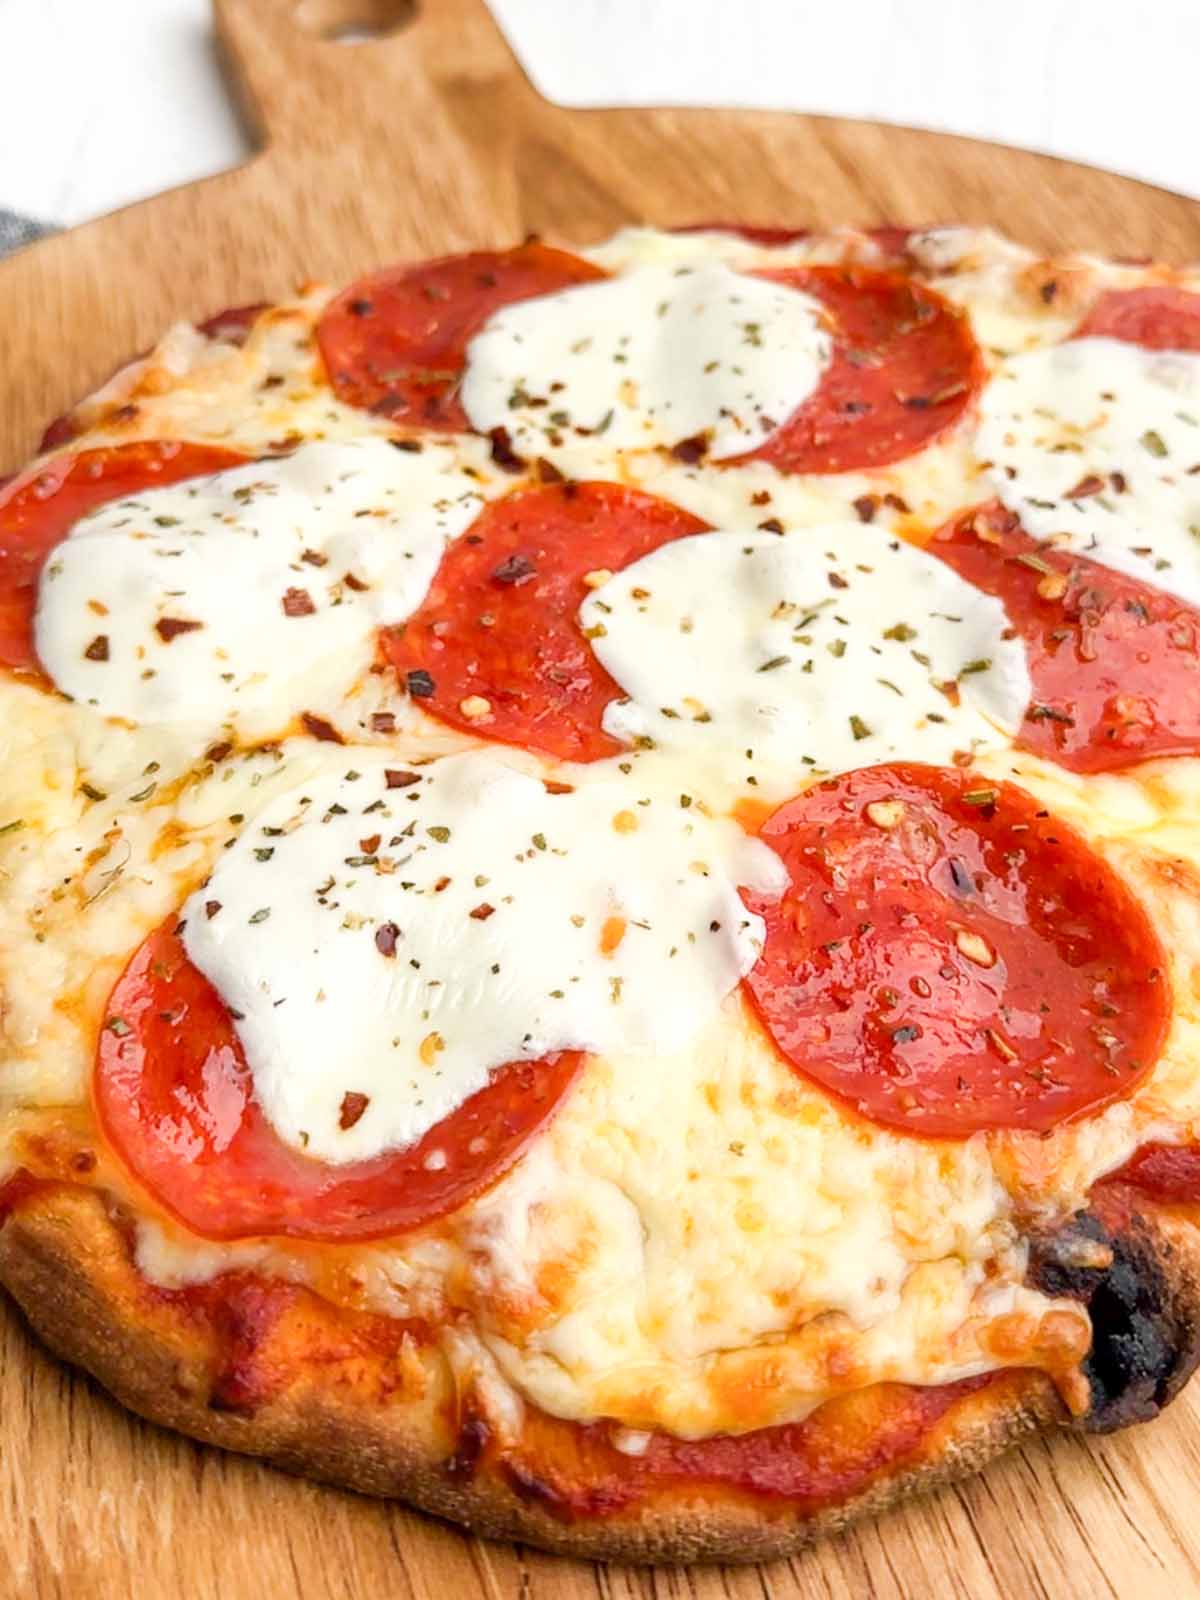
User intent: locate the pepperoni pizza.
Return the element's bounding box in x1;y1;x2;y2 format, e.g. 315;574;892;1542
3;223;1200;1562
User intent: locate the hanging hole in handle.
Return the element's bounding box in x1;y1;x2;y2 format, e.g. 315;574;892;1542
293;0;418;43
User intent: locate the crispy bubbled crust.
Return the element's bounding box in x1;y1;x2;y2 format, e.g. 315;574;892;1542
4;1181;1200;1563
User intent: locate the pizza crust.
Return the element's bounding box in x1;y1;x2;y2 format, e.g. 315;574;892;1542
4;1179;1197;1564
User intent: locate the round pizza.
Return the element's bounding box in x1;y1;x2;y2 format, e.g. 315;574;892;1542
3;222;1200;1564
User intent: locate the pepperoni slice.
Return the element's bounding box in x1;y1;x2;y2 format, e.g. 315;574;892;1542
674;223;919;261
95;921;582;1243
934;501;1200;773
316;244;606;429
1105;1143;1200;1204
1074;286;1200;353
37;305;267;453
0;440;247;674
740;265;983;474
741;763;1170;1138
195;302;267;346
381;481;707;762
674;223;813;247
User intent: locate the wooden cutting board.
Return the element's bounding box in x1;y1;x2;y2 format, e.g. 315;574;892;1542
4;3;1200;1596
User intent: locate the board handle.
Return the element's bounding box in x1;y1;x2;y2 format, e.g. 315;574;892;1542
213;0;504;151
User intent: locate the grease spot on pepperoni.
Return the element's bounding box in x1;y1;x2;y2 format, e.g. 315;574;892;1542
736;265;983;474
381;481;707;762
741;763;1170;1138
95;921;582;1242
316;244;606;429
933;500;1200;773
0;441;248;675
1074;286;1200;353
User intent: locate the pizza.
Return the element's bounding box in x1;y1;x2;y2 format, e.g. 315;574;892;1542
3;221;1200;1564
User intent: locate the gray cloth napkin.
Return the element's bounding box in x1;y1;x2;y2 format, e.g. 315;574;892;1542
0;208;54;257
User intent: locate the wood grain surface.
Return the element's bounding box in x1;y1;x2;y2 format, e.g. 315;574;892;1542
3;2;1200;1595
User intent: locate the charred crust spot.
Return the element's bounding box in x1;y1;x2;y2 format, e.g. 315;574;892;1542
1028;1206;1200;1430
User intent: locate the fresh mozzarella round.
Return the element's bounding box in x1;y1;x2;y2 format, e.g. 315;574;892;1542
182;749;782;1165
460;262;831;462
580;525;1031;798
34;439;484;730
980;337;1200;604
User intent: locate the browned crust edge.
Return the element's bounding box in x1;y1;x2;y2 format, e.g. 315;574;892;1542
0;1182;1080;1566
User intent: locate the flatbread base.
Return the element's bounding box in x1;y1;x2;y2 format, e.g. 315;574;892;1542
4;1180;1197;1564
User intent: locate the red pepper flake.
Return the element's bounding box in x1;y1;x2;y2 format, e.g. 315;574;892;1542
84;635;110;662
1066;473;1105;499
852;495;878;523
828;571;849;590
535;457;566;484
488;426;525;474
370;711;396;733
469;902;496;920
339;1090;370;1129
343;572;368;592
374;922;400;958
300;711;343;743
385;769;420;789
937;679;962;707
204;900;222;919
542;779;575;795
434;875;451;892
757;517;784;534
282;587;316;618
670;433;708;464
300;549;328;567
155;617;204;642
359;833;382;854
882;493;911;513
491;553;536;586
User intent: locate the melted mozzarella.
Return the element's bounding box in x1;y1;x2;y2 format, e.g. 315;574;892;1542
182;750;782;1165
581;525;1030;800
35;439;483;731
460;262;831;461
980;337;1200;603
